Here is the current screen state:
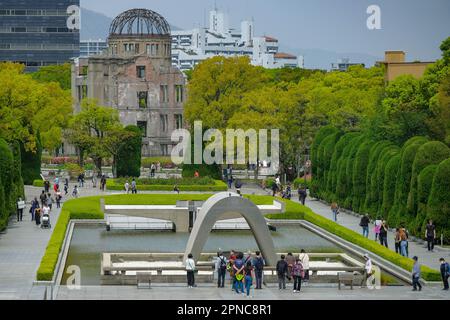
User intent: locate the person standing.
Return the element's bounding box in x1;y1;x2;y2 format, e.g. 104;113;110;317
439;258;449;291
360;214;370;238
92;174;97;188
412;256;422;291
46;193;53;212
44;180;50;193
100;175;106;191
150;163;156;178
252;251;265;290
244;261;254;298
331;202;339;222
35;207;41;226
374;218;382;241
124;181;130;194
131;179;137;194
55;190;62;209
185;253;196;288
291;258;304;293
394;228;402;254
298;249;310;284
362;254;374;288
425;220;436;252
233;252;245;295
271;181;278;197
64;178;69;195
42;204;51;226
30;197;39;221
39;191;47;209
276;255;288;290
379;220;388;248
227;175;233;189
72;185;79;198
16;197;25;222
215;252;228;288
400;227;409;257
298;186;307;205
285;253;295;282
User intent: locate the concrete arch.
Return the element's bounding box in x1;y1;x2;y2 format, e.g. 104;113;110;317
184;193;277;266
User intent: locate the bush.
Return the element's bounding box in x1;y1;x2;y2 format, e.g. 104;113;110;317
106;179;228;192
414;165;438;234
293;177;311;189
389;137;428;226
326;132;360;198
317;131;343;200
351;140;375;212
343;135;366;208
116;125;142;178
383;155;401;223
373;147;400;218
141;157;177;169
426;158;450;242
20;135;42;185
364;141;394;214
182;163;222;180
407;141;450;219
64;163;84;179
0;139;14;224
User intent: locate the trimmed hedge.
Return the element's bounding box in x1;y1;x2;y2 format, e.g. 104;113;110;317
351;140;375;212
389;137;428;226
382;154;401;223
414;165;438;234
106;179;228;192
36;197;103;281
426;158;450;242
327;132;360;198
317;131;343;201
116;125;142;178
407;141;450;219
0;139;14;229
343;135;366;208
293;177;311;189
364;141;394;214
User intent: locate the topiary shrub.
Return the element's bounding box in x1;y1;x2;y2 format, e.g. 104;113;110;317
389;137;428;226
426;158;450;243
374;146;400;219
407;141;450;219
343;135;366;209
414;165;438;235
351;139;375;212
20;135;42;185
116;125;142;178
335;134;363;204
317;131;343;200
364;141;393;214
326;132;360;199
383;154;401;225
10;141;24;204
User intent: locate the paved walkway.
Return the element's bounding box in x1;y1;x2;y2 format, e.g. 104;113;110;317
56;283;450;300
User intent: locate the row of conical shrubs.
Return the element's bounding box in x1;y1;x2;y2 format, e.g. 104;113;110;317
0;138;25;230
310;126;450;242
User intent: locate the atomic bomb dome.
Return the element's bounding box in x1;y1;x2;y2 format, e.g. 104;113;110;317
109;8;171;36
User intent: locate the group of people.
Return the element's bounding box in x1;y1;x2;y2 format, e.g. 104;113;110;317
185;250;310;297
26;190;55;227
124;179;138;194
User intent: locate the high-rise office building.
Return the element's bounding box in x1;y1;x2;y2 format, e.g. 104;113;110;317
0;0;80;72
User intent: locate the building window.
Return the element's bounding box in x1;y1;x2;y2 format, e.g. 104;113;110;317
160;114;168;132
160;85;168;103
175;114;183;129
78;85;87;101
138;91;148;108
175;85;184;103
160;144;169;156
137;121;147;137
136;66;145;79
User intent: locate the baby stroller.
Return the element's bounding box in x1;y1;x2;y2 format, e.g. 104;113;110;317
41;213;51;229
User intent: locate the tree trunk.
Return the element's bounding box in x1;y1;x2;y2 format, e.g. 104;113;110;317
78;147;84;168
95;157;102;176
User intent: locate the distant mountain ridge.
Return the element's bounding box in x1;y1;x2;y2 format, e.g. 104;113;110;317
80;7;180;41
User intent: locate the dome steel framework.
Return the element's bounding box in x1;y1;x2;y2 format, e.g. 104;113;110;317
109;8;171;36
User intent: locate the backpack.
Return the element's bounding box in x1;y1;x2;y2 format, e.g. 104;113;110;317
254;257;264;271
218;257;227;270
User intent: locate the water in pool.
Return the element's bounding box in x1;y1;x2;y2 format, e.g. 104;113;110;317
62;224;341;285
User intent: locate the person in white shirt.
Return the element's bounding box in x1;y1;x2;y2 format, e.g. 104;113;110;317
299;249;310;283
185;253;196;288
363;253;373;288
16;197;26;222
125;181;130;194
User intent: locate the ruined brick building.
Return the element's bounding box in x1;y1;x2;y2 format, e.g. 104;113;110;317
71;9;186;156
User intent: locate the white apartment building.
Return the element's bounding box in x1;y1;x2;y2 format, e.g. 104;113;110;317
171;9;303;71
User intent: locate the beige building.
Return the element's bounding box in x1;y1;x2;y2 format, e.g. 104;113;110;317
377;51;434;82
71;9;186;157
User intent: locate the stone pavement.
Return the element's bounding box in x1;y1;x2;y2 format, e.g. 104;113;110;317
55;283;450;300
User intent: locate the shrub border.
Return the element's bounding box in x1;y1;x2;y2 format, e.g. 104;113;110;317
105;179;228;192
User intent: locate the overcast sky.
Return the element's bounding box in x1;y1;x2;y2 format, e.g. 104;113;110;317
81;0;450;62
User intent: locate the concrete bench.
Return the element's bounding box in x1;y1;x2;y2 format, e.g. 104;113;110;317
338;272;355;290
136;272;152;289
